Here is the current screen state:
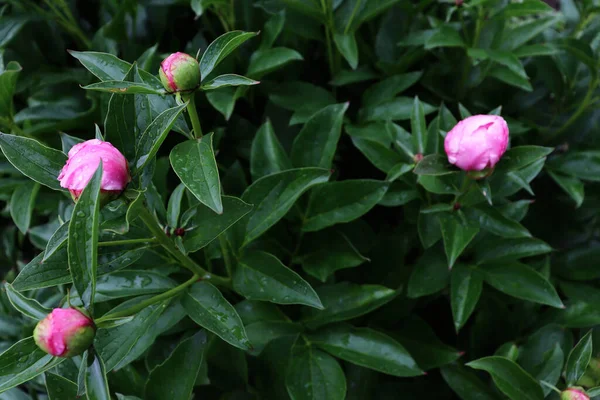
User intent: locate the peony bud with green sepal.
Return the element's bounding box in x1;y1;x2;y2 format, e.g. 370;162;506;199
159;52;201;93
33;308;95;358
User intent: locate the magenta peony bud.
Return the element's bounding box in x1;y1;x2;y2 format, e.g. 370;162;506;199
159;52;201;93
561;387;590;400
33;308;95;357
58;139;130;201
444;114;509;171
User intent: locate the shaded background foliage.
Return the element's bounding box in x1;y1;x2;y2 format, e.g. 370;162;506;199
1;0;600;399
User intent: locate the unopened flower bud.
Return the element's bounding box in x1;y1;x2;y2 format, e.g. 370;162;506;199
561;387;590;400
58;139;130;202
159;52;200;93
444;115;509;171
33;308;95;358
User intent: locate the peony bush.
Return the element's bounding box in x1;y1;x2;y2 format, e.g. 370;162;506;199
0;0;600;399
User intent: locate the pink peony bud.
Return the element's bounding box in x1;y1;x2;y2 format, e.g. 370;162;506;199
561;387;590;400
444;114;509;171
58;139;130;201
159;52;201;93
33;308;95;357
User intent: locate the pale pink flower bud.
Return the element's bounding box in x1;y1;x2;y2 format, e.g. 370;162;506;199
444;115;509;171
33;308;95;357
159;52;201;93
58;139;130;201
561;387;590;400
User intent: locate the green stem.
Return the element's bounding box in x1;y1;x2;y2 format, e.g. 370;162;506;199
138;207;231;287
186;94;203;139
98;238;157;247
95;274;199;323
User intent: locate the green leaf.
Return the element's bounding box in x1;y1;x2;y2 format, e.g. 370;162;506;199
480;262;563;308
350;136;405;173
82;80;165;95
247;47;303;78
536;344;563;396
500;16;559;50
565;330;593;386
0;60;21;119
144;331;207;400
0;337;63;394
468;48;528;79
166;183;186;229
46;373;78;400
183;282;251;350
333;32;358;69
425;26;466;49
359;96;436;122
488;65;533;91
250;119;292;180
200;31;258;80
83;352;111;400
301;282;396;329
547;170;584;208
451;264;483;332
413;154;456;176
5;283;50;320
170;134;223;214
495;146;553;172
68;163;102;310
440;213;480;269
245;321;303;356
201;74;260;90
286;345;346;400
513;43;558;58
0;133;67;191
104;68;137;162
474;237;552;263
500;0;554;17
441;364;500;400
241;168;330;245
467;205;531;239
547;151;600;182
260;11;285;50
466;356;544;400
407;251;450;298
303;180;389;232
69;51;131;81
206;87;238;120
96;302;167;371
291;103;348;169
309;324;423;377
9;181;40;234
233;251;322;308
411;96;427;154
182;196;252;253
135;103;187;173
362;71;422;107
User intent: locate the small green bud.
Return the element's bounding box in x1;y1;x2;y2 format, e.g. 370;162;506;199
159;52;200;93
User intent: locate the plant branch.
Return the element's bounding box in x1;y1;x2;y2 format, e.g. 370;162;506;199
186;94;203;138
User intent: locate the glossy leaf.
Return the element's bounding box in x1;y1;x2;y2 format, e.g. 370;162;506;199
441;364;499;400
84;352;111;400
68;163;102;310
183;282;251;350
291;103;348;169
247;47;303;77
547;170;584;208
241;168;330;245
467;356;544;400
9;181;40;234
5;283;50;320
145;331;207;400
303;180;389;232
69;51;130;81
82;80;164;95
45;373;78;400
170;133;223;214
201;74;259;90
0;134;67;191
250;119;292;180
200;31;258;79
451;264;483;332
333;32;358;69
182;196;252;252
309;324;423;377
474;237;552;263
411;96;427;154
413;154;456;176
233;251;322;308
135;103;187;173
302;283;396;329
480;262;563;308
286;345;346;400
440;214;480;269
565;330;593;386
